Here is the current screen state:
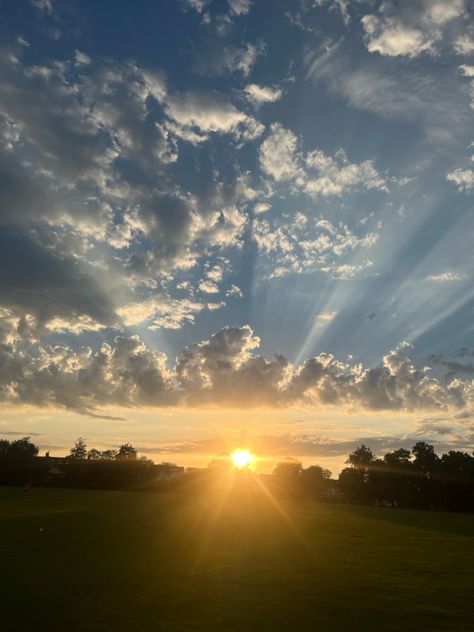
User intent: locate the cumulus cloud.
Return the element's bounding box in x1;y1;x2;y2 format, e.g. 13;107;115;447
244;83;283;107
259;124;302;182
226;284;243;297
252;214;378;279
0;44;268;334
0;324;472;415
165;89;264;142
199;279;220;294
259;123;387;197
227;0;252;16
454;33;474;55
361;0;467;58
447;160;474;191
117;296;207;329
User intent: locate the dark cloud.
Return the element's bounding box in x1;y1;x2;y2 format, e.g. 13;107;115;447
0;227;117;329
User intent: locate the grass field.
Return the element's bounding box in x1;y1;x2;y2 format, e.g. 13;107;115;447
1;485;473;631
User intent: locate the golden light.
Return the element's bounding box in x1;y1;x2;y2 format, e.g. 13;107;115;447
230;449;255;470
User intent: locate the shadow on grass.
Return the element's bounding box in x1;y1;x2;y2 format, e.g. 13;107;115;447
335;503;474;538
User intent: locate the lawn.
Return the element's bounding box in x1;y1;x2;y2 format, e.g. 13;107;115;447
0;485;473;631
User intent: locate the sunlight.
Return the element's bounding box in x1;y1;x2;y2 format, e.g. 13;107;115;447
230;449;255;470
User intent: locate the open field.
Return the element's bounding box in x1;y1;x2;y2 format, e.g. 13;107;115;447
1;486;473;632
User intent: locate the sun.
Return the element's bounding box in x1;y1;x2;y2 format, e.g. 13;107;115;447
230;449;255;470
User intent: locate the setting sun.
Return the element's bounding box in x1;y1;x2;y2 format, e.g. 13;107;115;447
230;449;255;470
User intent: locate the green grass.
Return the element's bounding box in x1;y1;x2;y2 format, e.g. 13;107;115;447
0;485;473;631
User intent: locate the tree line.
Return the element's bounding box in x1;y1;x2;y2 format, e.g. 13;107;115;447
337;442;474;512
0;436;473;512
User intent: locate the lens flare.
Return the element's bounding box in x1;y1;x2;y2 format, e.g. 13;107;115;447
230;449;255;470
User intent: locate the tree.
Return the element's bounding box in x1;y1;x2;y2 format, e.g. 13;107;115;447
411;442;440;509
68;438;88;460
347;445;374;468
116;443;137;461
439;451;474;511
412;442;438;475
338;467;367;502
87;448;102;460
4;437;39;462
383;448;411;467
273;459;303;496
273;459;303;480
100;449;117;460
300;465;332;498
380;448;414;507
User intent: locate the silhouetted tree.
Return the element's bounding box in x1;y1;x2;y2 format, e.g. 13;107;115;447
300;465;332;498
68;438;88;460
273;459;303;480
376;448;414;507
101;449;117;460
116;443;137;461
411;442;440;508
439;451;474;511
3;437;39;462
338;467;367;502
0;437;43;486
273;459;303;497
87;448;102;460
412;442;438;474
347;445;374;468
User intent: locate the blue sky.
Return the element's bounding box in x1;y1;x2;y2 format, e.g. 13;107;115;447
0;0;473;470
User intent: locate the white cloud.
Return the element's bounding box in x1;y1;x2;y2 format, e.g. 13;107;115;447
118;296;206;329
459;65;474;78
458;64;474;109
259;123;387;197
454;33;474;55
320;260;374;280
315;311;338;322
181;0;209;13
447;166;474;191
226;284;243;297
199;279;220;294
74;50;91;65
244;83;283;107
254;202;271;214
259;123;302;182
165;89;264;142
227;0;252;16
425;272;468;282
362;15;434;58
252;214;379;279
304;148;387;197
361;0;467;58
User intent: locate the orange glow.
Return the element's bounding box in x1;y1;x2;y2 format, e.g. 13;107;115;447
230;449;255;470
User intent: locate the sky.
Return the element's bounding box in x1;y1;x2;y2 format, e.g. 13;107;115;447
0;0;473;473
